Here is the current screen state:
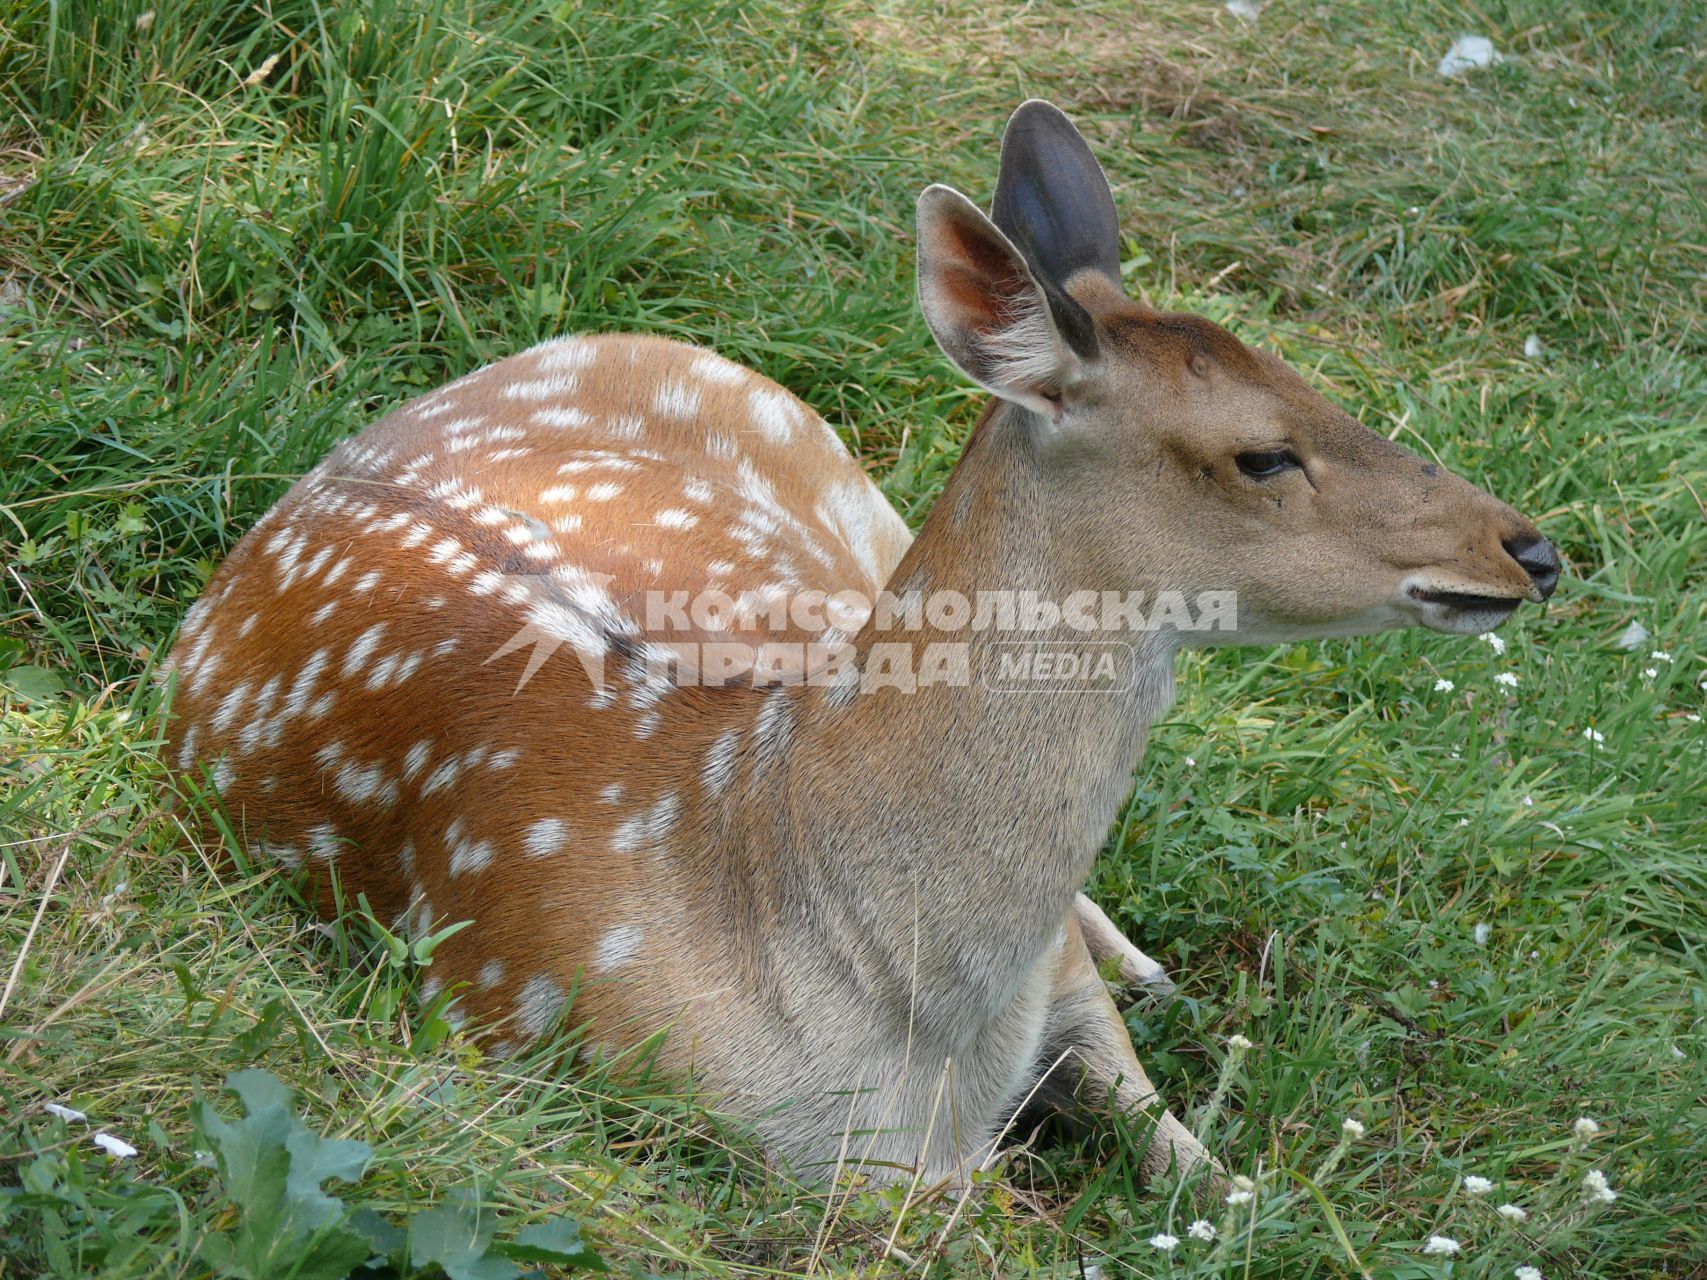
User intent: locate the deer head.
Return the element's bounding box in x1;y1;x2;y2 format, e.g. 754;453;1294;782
915;100;1558;646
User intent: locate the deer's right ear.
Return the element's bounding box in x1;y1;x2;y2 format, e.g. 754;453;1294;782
916;184;1082;418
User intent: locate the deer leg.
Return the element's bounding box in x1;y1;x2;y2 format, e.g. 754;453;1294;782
1029;917;1217;1186
1073;892;1176;996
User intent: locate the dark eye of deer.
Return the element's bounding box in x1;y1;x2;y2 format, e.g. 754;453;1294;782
1235;449;1301;479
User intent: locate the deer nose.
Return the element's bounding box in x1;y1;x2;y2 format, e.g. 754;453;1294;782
1503;532;1559;601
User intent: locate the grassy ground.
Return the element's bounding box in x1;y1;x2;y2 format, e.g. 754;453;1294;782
2;0;1704;1275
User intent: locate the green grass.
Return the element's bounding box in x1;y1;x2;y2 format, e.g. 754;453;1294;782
3;0;1704;1274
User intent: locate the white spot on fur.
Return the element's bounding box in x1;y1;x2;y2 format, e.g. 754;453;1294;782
523;817;569;858
307;823;342;861
654;378;701;418
532;337;598;372
599;782;625;803
654;508;698;530
690;351;747;385
702;728;740;796
445;818;495;875
593;925;643;972
341;623;388;678
748;387;802;443
515;974;566;1037
586;481;623;502
533;405;592;429
609;793;681;853
502;374;580;401
421;755;462;796
478;958;505;988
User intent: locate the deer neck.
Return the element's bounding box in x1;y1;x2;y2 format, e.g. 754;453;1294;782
787;403;1180;1029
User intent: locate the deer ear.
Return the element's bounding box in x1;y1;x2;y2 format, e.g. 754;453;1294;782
916;184;1082;417
990;100;1122;359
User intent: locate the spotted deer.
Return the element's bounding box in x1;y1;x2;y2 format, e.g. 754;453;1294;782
164;101;1558;1189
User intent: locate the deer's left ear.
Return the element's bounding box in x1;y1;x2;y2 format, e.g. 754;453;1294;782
916;184;1083;418
990;100;1123;361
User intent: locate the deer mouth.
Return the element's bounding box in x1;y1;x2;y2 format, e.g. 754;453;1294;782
1404;583;1523;633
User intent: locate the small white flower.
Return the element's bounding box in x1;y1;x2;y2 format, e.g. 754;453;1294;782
1689;714;1702;723
1187;1219;1216;1241
1644;667;1658;679
1672;1045;1686;1060
1226;1189;1253;1206
44;1103;87;1122
1651;650;1671;662
1522;795;1534;807
1582;1169;1617;1203
1227;1034;1254;1051
1494;672;1520;689
1523;335;1543;359
1582;727;1604;744
1185;756;1196;767
1434;677;1455;692
1342;1117;1366;1139
1458;817;1471;827
1423;1235;1462;1256
1149;1233;1180;1252
1498;1203;1530;1222
1463;1174;1494;1195
1474;922;1491;946
1573;1116;1601;1139
1515;1268;1543;1280
93;1133;137;1158
1483;633;1507;655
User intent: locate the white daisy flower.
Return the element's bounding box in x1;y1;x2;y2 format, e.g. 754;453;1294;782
44;1103;87;1123
1514;1267;1543;1280
1342;1117;1366;1139
1498;1203;1529;1222
1187;1219;1216;1241
93;1133;137;1158
1582;727;1604;744
1463;1174;1494;1195
1573;1116;1601;1139
1494;672;1520;688
1434;678;1455;692
1149;1233;1179;1252
1423;1235;1462;1256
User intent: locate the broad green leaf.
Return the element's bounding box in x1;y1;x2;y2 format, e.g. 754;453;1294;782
495;1218;609;1270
